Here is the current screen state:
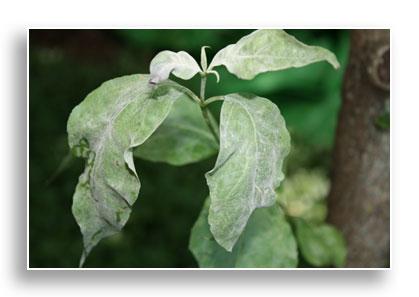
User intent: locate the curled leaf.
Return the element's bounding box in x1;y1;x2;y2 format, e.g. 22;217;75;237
149;50;201;84
67;74;190;266
205;93;290;251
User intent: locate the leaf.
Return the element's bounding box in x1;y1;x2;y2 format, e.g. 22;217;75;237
205;93;290;251
133;95;218;166
294;219;347;267
149;50;201;84
276;169;330;223
208;29;339;80
67;74;189;266
189;199;298;268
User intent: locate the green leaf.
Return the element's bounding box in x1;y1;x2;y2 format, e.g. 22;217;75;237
149;50;201;84
189;199;298;268
133;95;218;166
205;93;290;251
67;74;189;266
277;169;330;223
294;219;347;267
208;29;339;80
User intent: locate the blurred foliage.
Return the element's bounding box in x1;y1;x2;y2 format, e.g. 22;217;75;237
277;169;329;223
29;29;349;268
276;168;347;267
293;218;347;268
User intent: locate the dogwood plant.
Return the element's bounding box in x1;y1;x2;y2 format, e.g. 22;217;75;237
67;29;342;268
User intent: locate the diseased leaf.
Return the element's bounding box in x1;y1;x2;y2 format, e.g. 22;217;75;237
294;219;347;267
133;95;218;166
189;198;298;268
208;29;339;80
67;74;189;266
276;169;330;223
205;93;290;251
149;50;201;84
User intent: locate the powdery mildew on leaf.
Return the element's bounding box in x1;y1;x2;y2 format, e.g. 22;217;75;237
205;93;290;251
149;50;201;84
209;29;340;80
67;74;188;266
189;199;298;268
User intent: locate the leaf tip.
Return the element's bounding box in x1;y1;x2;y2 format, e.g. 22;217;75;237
216;238;234;252
329;54;340;70
210;228;236;252
78;250;87;268
124;149;139;180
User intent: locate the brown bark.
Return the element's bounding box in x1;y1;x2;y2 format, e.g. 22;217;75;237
327;30;390;268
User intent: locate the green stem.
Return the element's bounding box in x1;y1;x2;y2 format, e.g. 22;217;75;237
156;81;201;105
200;75;207;100
199;74;220;143
203;95;224;106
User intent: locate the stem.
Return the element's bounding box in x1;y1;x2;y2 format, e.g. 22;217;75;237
158;81;201;105
199;74;220;143
200;75;207;100
202;109;219;143
203;95;224;106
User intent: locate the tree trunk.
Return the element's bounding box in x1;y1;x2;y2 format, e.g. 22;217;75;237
327;29;390;268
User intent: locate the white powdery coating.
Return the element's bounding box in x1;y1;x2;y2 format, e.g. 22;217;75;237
149;50;201;84
205;93;290;251
209;29;339;80
67;75;187;266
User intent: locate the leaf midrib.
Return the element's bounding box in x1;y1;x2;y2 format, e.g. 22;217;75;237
89;85;146;225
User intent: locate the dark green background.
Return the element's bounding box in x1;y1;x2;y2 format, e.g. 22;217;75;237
29;29;349;268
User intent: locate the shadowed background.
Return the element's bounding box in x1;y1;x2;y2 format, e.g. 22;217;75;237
29;29;349;268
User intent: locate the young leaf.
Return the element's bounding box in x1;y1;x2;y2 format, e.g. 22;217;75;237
189;199;298;268
134;95;218;166
294;219;347;267
205;93;290;251
208;29;340;80
67;74;189;266
149;50;201;84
